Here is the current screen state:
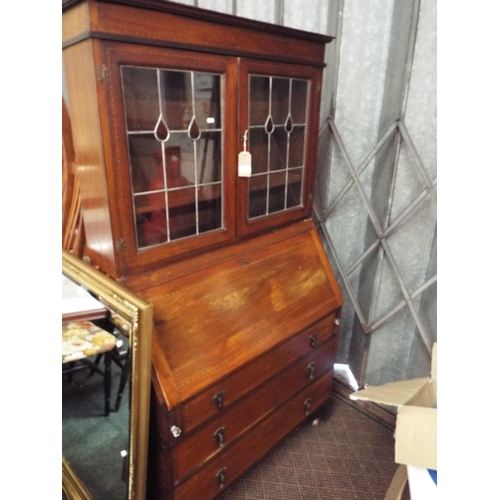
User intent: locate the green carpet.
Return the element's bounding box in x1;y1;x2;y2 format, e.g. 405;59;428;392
62;352;130;500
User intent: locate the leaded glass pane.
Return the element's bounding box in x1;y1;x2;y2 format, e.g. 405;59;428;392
271;78;290;125
128;134;161;194
135;193;167;248
193;72;221;130
199;184;223;232
287;167;303;208
122;67;158;131
168;186;198;241
160;70;191;131
269;127;287;171
121;65;224;249
248;175;268;218
268;171;287;213
249;76;269;126
289;126;305;167
249;128;268;174
247;75;308;220
196;131;222;183
290;79;307;124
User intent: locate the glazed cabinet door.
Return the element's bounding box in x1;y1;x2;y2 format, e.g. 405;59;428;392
101;42;238;272
237;59;324;236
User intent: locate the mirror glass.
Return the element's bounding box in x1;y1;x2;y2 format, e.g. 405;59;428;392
62;250;152;500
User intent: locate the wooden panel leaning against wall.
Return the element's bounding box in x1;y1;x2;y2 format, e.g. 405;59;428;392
62;98;85;258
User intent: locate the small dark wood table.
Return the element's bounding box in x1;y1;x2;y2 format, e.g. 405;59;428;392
62;274;115;415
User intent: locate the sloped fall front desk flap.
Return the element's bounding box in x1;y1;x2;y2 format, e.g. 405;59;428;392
141;226;343;404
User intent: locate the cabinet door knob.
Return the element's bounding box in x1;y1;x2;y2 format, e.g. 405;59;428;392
213;426;226;448
215;467;227;490
212;391;225;410
334;318;340;326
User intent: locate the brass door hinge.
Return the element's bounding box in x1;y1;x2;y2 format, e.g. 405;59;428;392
115;238;127;252
97;65;109;82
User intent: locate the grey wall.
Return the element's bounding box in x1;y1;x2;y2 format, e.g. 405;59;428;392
315;0;436;387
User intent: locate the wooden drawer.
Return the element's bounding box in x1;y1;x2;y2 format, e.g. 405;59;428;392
174;372;332;500
180;313;337;434
173;339;336;483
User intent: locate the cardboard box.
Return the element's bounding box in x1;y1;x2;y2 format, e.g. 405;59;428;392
350;343;436;470
383;465;410;500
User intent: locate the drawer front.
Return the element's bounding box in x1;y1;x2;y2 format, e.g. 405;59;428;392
174;372;332;500
181;312;338;434
173;339;336;483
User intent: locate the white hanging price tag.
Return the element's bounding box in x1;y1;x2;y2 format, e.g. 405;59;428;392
238;130;252;177
238;151;252;177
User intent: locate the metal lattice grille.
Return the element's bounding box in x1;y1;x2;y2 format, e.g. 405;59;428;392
312;0;437;388
314;116;436;386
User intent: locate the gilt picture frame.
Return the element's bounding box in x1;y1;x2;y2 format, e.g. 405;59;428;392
62;250;152;500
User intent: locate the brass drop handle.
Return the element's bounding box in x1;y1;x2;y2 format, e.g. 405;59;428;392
307;362;316;380
213;426;226;448
215;467;227;490
309;332;318;348
212;391;225;410
303;398;312;416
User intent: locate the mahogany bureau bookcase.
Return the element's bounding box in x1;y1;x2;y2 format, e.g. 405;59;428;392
62;1;344;498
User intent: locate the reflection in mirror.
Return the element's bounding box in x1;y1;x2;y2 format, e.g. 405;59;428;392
62;250;152;500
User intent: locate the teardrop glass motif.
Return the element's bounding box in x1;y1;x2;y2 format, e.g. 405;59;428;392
188;116;201;141
285;114;294;133
265;115;274;135
154;115;170;143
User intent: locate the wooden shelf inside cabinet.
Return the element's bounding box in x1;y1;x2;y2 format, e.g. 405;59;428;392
248;172;302;191
135;186;222;215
